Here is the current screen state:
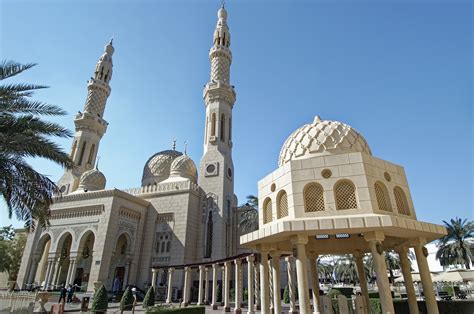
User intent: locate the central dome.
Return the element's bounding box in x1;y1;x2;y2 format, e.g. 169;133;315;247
142;150;183;186
278;116;372;166
78;168;106;192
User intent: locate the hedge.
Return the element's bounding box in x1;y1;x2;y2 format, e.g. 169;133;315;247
91;285;108;313
120;286;134;312
146;306;206;314
143;286;156;309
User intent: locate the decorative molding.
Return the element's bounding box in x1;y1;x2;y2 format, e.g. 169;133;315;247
53;188;150;207
119;207;141;222
50;205;104;220
124;180;200;197
156;213;174;224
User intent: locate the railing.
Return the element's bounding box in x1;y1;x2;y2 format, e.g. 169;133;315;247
0;291;36;313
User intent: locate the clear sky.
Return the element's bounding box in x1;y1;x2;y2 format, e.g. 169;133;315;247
1;0;472;228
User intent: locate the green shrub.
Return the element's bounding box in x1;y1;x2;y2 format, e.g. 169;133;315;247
120;286;134;312
369;298;382;314
327;289;342;299
91;285;108;313
146;306;205;313
283;286;290;303
243;288;248;301
216;284;222;302
230;287;235;300
143;286;156;308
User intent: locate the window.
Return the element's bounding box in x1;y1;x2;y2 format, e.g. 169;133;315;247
394;186;410;215
277;191;288;218
211;113;216;137
304;183;325;212
205;213;213;258
220;114;225;141
374;181;391;211
78;141;87;166
87;144;95;165
228;118;232;141
334;180;358;210
263;198;273;224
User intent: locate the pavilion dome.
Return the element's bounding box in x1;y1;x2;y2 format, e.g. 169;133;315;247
142;150;183;186
78;168;106;192
278;116;372;166
169;154;198;182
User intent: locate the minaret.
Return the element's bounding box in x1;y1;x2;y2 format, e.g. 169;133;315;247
199;6;237;260
57;40;114;195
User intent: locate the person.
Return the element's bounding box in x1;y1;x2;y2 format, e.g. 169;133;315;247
67;284;74;303
58;285;67;303
113;276;121;295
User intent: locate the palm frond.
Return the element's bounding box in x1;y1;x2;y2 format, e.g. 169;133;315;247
0;61;36;80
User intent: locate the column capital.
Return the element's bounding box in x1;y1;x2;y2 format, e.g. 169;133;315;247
269;251;281;259
204;266;209;273
353;250;364;258
290;234;308;245
284;255;294;263
212;263;218;269
152;268;159;274
364;231;385;242
224;261;231;267
168;267;175;273
394;244;410;254
234;258;242;266
246;255;255;263
199;265;205;271
409;237;427;247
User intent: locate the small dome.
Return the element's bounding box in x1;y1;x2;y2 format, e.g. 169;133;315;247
78;168;106;192
170;154;198;182
278;116;372;166
218;7;227;20
105;39;114;55
142;150;183;186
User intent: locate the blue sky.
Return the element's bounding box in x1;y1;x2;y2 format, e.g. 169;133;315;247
1;0;472;228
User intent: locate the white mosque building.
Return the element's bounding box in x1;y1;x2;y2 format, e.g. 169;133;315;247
17;6;240;295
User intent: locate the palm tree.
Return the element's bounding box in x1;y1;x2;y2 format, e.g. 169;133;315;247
436;217;474;269
0;61;74;230
317;259;335;283
334;255;365;283
238;195;258;233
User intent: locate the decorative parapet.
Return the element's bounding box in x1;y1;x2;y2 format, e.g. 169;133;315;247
124;180;200;196
119;207;141;222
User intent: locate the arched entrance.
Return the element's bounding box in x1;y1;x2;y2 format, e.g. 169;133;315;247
108;233;132;293
53;233;73;288
27;234;51;289
74;231;95;291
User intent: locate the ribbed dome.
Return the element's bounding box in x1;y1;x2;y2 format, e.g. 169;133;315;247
78;168;106;192
170;154;198;182
142;150;183;186
279;116;372;166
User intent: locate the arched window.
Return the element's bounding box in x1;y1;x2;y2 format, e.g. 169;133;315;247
87;144;95;165
394;186;410;215
211;113;216;137
166;240;171;253
304;183;325;212
220;114;225;141
205;213;213;258
263;198;273;224
374;181;391;211
78;141;87;166
334;180;358;210
277;191;288;219
228;118;232;142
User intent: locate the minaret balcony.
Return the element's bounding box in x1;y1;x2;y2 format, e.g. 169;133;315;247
74;111;108;135
203;82;236;105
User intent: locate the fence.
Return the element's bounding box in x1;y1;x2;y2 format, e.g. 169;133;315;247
0;291;36;313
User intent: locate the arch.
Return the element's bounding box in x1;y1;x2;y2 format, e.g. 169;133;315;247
334;180;358;210
263;197;273;224
115;232;132;255
277;190;288;219
78;141;87;166
304;183;325;212
220;114;225;141
53;229;75;253
87;144;96;165
76;229;96;257
211;113;216;137
394;186;410;215
374;181;392;212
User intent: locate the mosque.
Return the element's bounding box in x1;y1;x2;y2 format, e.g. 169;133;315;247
17;5;446;314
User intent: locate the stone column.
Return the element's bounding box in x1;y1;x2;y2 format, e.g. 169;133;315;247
268;258;273;312
65;258;73;286
292;235;311;314
260;251;270;314
247;255;255;314
413;240;438;314
151;268;159;288
166;268;174;304
285;256;298;314
365;232;394;314
43;259;53;290
224;261;231;312
204;267;210;305
182;267;192;307
235;259;242;314
51;258;61;288
308;254;321;314
270;252;282;314
396;246;419;314
354;250;370;314
197;266;204;306
211;264;218;309
254;260;261;310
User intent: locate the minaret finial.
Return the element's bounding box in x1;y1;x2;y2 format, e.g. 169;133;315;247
184;141;188;155
221;0;225;8
109;37;114;45
172;138;177;150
